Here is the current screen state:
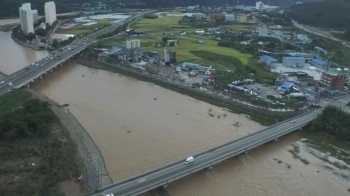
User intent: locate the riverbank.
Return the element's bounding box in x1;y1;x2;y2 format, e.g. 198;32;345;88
11;33;44;51
77;57;304;126
25;88;113;191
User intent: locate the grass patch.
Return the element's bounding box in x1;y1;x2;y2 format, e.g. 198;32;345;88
130;16;252;68
0;89;31;114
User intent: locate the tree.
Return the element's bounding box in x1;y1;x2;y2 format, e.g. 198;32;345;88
26;32;36;41
35;28;47;37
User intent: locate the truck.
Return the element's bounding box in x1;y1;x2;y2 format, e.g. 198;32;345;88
8;82;13;87
185;156;194;164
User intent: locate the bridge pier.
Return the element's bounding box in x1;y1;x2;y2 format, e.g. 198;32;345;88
26;83;30;88
50;69;53;73
39;75;43;80
60;63;62;67
208;166;213;170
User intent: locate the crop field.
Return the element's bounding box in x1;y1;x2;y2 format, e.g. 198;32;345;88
130;16;253;70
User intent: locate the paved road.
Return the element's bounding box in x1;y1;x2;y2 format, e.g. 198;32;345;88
0;11;152;96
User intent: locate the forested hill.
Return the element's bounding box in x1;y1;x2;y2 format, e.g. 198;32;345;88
133;0;323;7
0;0;71;18
286;0;350;29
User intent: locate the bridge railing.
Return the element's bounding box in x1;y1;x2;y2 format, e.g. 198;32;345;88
92;109;316;194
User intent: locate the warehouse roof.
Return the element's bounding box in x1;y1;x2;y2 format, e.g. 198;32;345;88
280;82;294;89
261;55;277;62
284;57;305;60
312;58;327;66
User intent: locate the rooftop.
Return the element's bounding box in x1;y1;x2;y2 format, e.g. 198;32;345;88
284;57;305;60
312;58;327;66
261;55;277;62
280;82;294;89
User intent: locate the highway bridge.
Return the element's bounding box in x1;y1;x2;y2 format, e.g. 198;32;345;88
0;11;151;96
90;109;322;196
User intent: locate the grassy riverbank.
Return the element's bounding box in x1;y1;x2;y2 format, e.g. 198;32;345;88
77;57;294;126
0;90;85;195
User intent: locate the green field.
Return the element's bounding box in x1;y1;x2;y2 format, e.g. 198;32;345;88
130;16;254;70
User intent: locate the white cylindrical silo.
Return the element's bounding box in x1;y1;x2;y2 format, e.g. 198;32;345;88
136;39;141;48
131;40;137;48
126;41;132;49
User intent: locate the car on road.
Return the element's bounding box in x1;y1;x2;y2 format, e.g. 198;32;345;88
185;156;194;164
105;194;114;196
0;81;4;85
290;120;295;123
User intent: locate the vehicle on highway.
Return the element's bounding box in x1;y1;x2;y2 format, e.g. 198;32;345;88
8;82;13;87
185;156;194;164
105;194;114;196
0;81;4;85
290;120;295;123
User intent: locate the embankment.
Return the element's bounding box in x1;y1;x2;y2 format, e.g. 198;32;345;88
26;89;113;191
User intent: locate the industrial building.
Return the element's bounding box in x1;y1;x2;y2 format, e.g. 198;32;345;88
111;40;142;62
314;46;327;54
236;14;249;23
278;82;294;93
164;47;176;65
19;3;34;35
224;14;235;21
282;57;305;67
45;1;57;25
191;13;207;19
260;55;277;66
320;68;347;90
208;13;225;22
311;58;328;69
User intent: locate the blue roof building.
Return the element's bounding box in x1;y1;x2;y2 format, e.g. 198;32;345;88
314;46;327;54
182;62;199;68
260;55;278;65
278;82;294;92
312;58;328;69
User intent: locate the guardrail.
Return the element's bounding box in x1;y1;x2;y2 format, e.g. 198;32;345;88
90;110;316;195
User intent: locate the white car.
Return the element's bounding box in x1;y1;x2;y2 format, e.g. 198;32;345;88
106;194;114;196
290;120;295;123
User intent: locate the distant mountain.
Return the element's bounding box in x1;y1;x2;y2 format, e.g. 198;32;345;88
285;0;350;29
134;0;324;7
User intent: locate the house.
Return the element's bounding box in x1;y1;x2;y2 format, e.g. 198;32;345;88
260;55;277;65
311;58;328;69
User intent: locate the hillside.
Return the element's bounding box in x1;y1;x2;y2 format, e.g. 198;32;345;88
131;0;323;7
286;0;350;29
0;0;71;18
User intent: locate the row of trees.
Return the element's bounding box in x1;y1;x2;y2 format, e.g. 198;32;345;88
308;106;350;142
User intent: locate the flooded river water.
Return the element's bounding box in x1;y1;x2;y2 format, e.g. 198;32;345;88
0;23;349;195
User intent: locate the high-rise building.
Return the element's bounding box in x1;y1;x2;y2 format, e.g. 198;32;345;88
19;3;34;35
45;1;57;25
256;1;264;11
32;10;39;24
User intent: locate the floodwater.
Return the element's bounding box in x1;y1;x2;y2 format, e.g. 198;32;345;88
0;19;349;195
30;62;264;181
0;31;48;75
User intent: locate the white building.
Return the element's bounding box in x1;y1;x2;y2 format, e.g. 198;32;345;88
296;34;311;44
32;10;39;24
282;57;306;67
19;3;34;35
45;1;57;25
256;1;264;11
225;14;235;21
